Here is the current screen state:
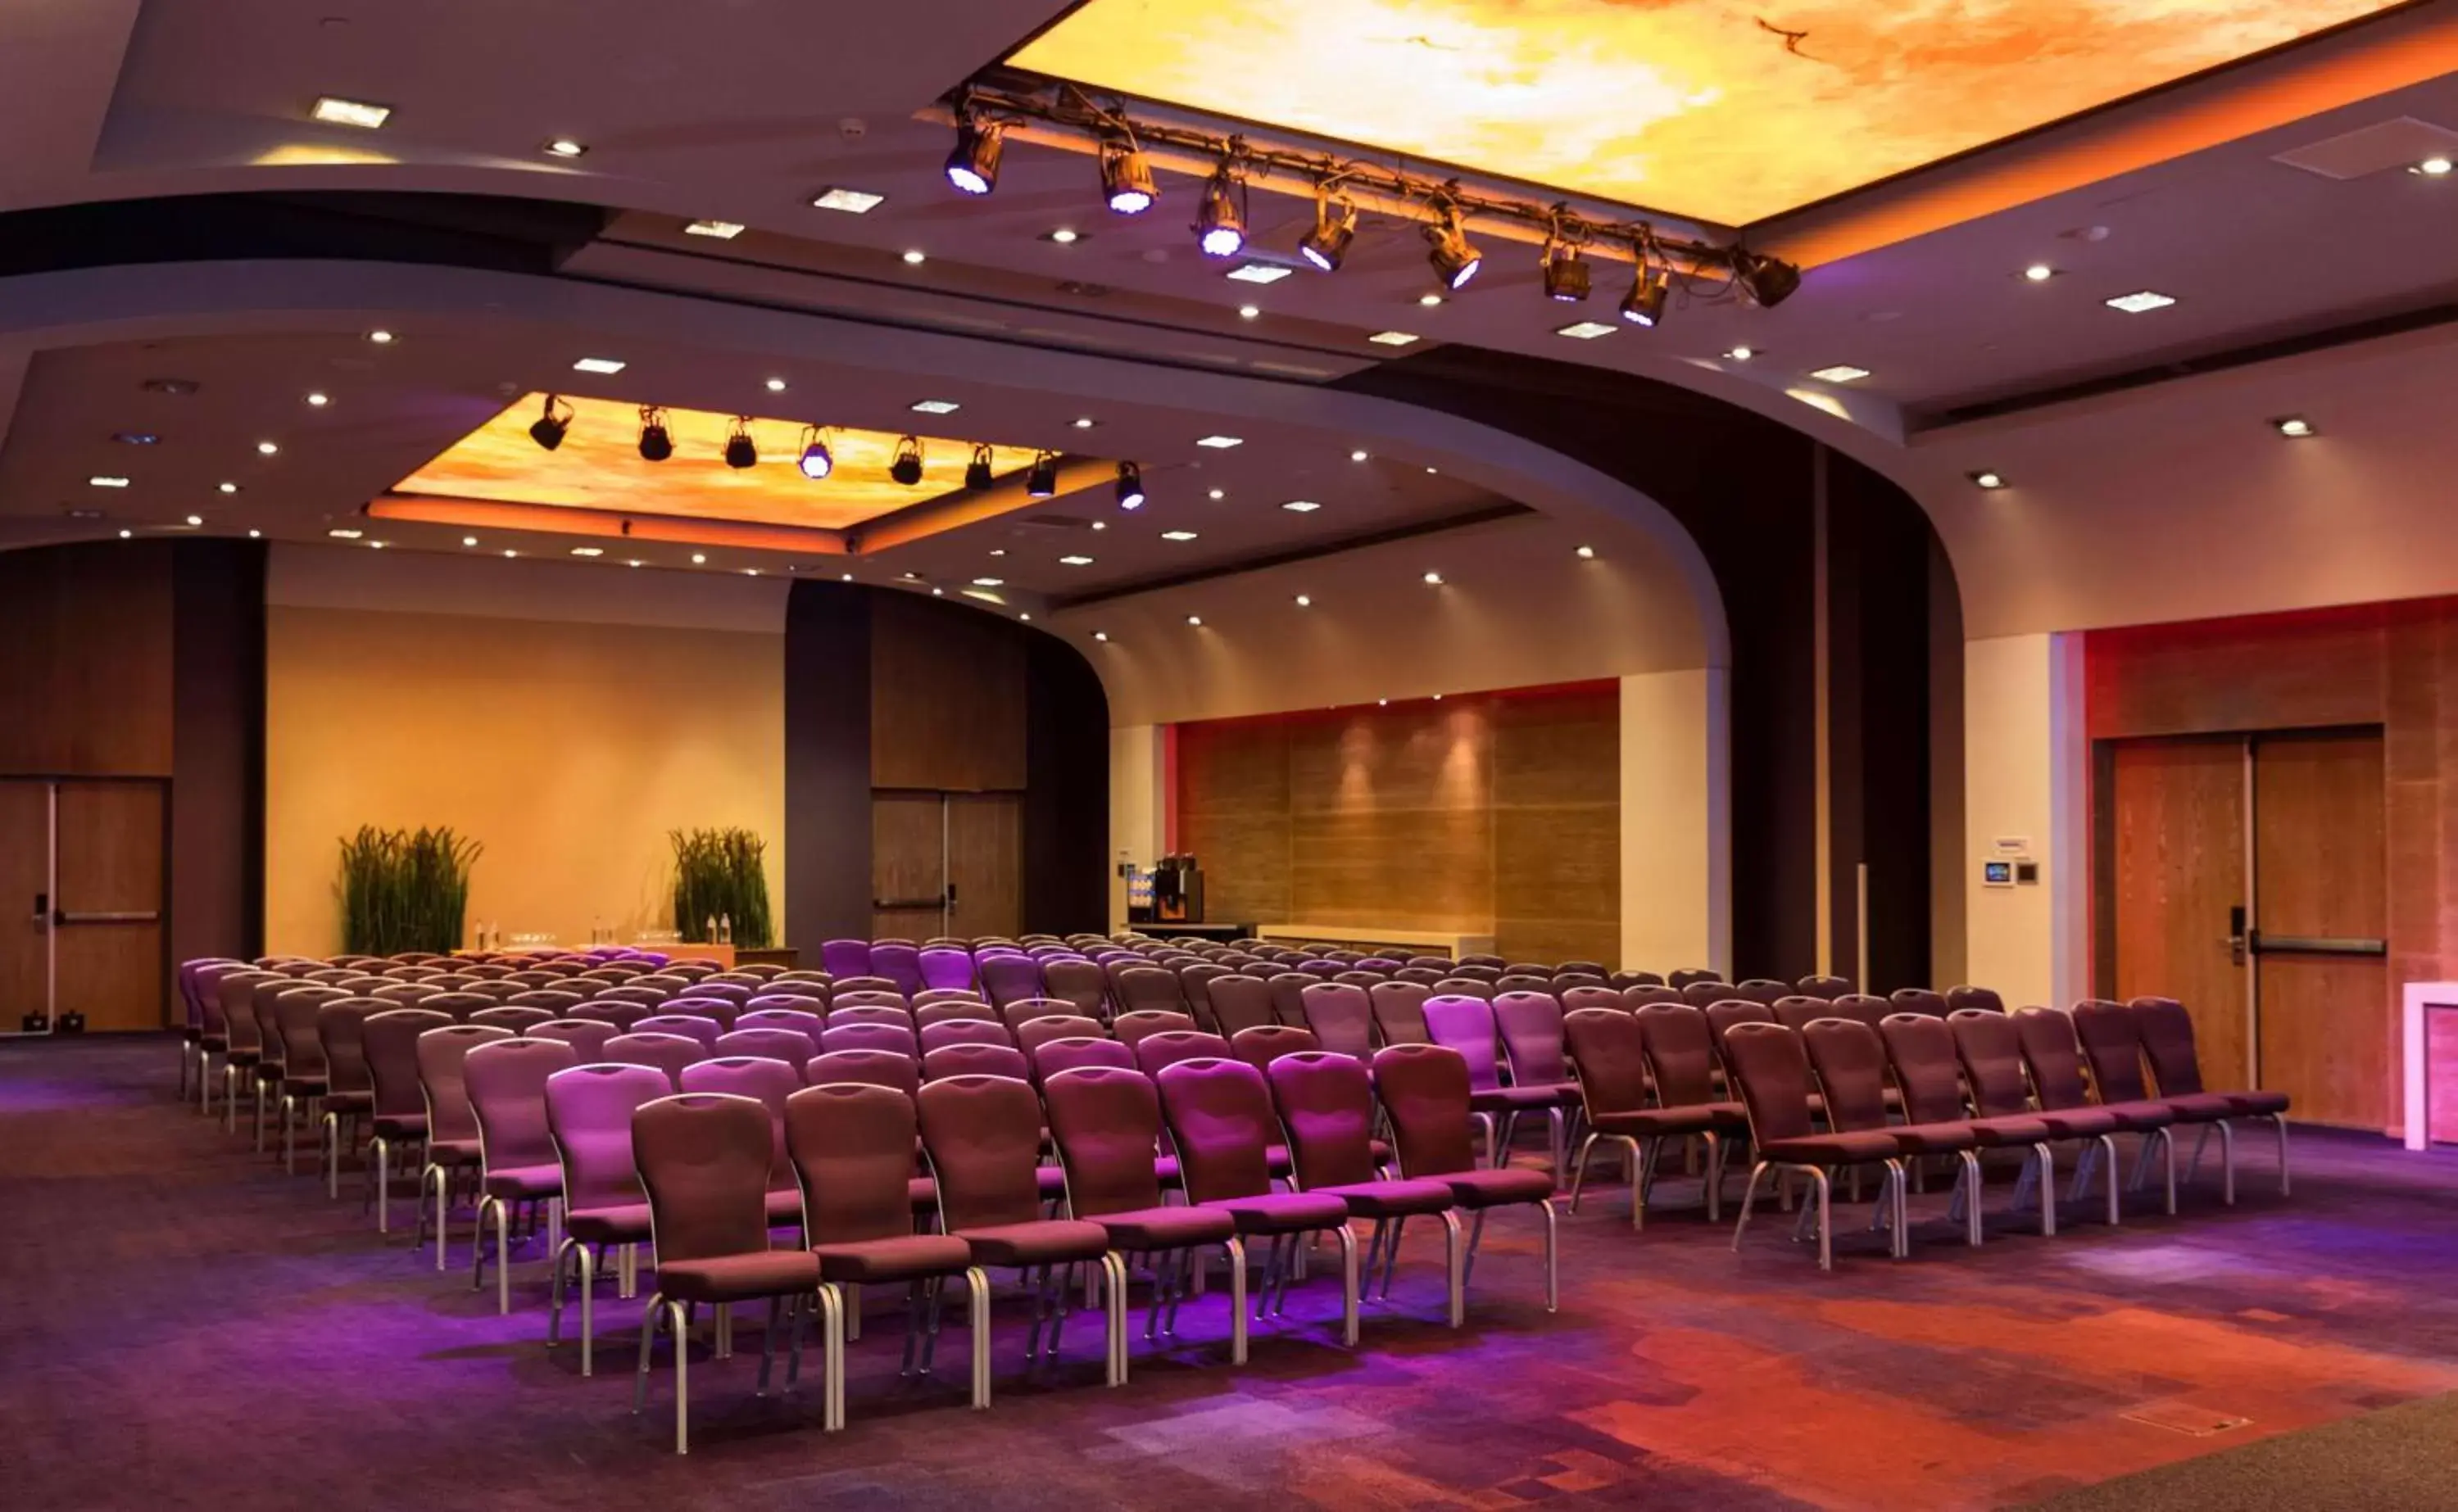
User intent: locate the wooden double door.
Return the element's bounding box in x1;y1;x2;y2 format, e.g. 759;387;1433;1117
870;791;1021;941
2102;729;2387;1130
0;778;168;1034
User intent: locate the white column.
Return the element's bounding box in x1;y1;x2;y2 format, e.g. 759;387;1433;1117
1963;632;2089;1009
1620;668;1730;977
1108;726;1166;934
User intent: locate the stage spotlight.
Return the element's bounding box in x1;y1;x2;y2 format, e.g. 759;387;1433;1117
1731;248;1803;308
528;393;574;451
1195;165;1244;257
1100;143;1157;215
890;435;925;487
1620;260;1669;327
723;415;757;470
637;405;673;460
965;444;995;491
1115;461;1145;510
1299;193;1357;272
1026;451;1059;498
796;425;833;480
945;116;1003;197
1541;241;1590;303
1424;207;1481;291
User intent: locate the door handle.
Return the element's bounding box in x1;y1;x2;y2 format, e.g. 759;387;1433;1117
2224;904;2247;966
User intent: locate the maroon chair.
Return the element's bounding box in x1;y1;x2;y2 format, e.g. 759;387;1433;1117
831;1002;916;1031
2014;1007;2178;1216
632;1014;723;1051
628;1093;823;1454
784;1084;984;1430
821;1021;919;1062
804;1048;923;1098
1227;1023;1319;1078
917;1075;1123;1388
1734;980;1792;1008
1175;962;1232;1031
504;989;586;1016
995;998;1073;1030
469;1005;556;1035
1951;1008;2126;1227
543;1062;668;1374
2129;994;2291;1201
1720;1022;1898;1271
1633;1003;1753;1213
1112;1009;1196;1048
1830;994;1896;1034
912;989;989;1012
1771;995;1830;1031
1702;999;1775;1073
1431;976;1494;1002
1890;988;1951;1019
1031;1035;1137;1084
415;1023;515;1269
1368;1044;1557;1311
1155;1057;1358;1346
1946;985;2008;1015
363;1007;450;1234
269;985;348;1172
1264;972;1316;1028
1679;980;1734;1008
465;1036;579;1311
1493;992;1582;1184
592;985;673;1012
1298;982;1375;1062
1559;985;1626;1017
528;1017;619;1062
735;1008;826;1057
1039;958;1110;1022
1204;976;1276;1037
923;1043;1032;1084
315;997;385;1197
1562;1007;1743;1229
601;1031;710;1088
1796;975;1853;1000
1042;1066;1244;1362
1882;1012;2054;1243
978;953;1045;1011
1131;1029;1232;1080
1266;1052;1463;1324
1368;980;1432;1046
2079;996;2257;1197
1613;970;1668;989
920;1019;1013;1055
1804;1017;1984;1254
1621;983;1682;1010
743;991;828;1020
714;1028;817;1071
680;1057;805;1228
1016;1015;1107;1059
1113;965;1187;1020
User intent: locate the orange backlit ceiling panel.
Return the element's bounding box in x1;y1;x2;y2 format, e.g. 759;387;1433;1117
394;396;1041;530
1010;0;2403;226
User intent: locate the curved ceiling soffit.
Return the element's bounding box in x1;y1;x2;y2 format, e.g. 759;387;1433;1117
0;256;1731;669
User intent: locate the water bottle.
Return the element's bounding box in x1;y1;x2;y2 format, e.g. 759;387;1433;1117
719;913;733;945
704;915;718;945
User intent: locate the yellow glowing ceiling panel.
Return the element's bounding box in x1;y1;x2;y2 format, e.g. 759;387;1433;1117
395;396;1041;529
1010;0;2404;225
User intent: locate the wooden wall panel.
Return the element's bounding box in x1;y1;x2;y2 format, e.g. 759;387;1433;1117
1176;718;1293;927
869;591;1025;791
0;542;175;777
1492;689;1620;964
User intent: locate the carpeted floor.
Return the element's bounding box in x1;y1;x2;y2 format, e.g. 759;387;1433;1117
2020;1389;2458;1510
8;1036;2458;1511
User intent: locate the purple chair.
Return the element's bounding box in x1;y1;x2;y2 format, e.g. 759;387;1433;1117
920;1019;1012;1055
1493;991;1582;1184
1264;972;1315;1028
1202;976;1274;1038
602;1031;709;1088
829;1003;915;1031
1367;981;1432;1047
529;1019;620;1063
1030;1036;1136;1084
1562;1007;1744;1229
1130;1030;1231;1080
465;1037;580;1311
923;1043;1032;1084
1228;1023;1319;1078
831;976;904;1001
820;939;873;979
1297;982;1375;1062
734;1008;826;1057
574;1001;652;1033
1016;1015;1107;1059
362;1007;451;1232
544;1062;668;1374
920;999;1003;1030
633;1014;723;1051
1421;995;1524;1167
998;998;1075;1030
1155;1057;1358;1346
1371;1043;1558;1310
714;1028;818;1071
415;1023;515;1267
673;985;749;1019
680;1057;805;1226
1267;1051;1463;1324
469;1005;556;1035
821;1021;920;1061
978;954;1044;1010
1113;1009;1196;1048
745;992;828;1019
805;1048;923;1099
869;943;924;1000
1039;958;1110;1022
913;989;989;1012
918;947;977;994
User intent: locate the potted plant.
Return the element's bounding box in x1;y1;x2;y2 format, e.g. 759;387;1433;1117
670;827;774;948
338;826;482;955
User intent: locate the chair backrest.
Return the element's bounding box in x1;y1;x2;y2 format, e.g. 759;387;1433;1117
918;946;977;993
1030;1035;1136;1084
1556;958;1608;977
820;1021;920;1061
918;1018;1012;1055
917;1074;1047;1230
1368;980;1432;1045
632;1013;722;1050
785;1083;922;1247
469;1005;555;1034
464;1035;577;1175
2130;996;2211;1097
745;993;828;1020
868;942;924;998
1042;1066;1168;1216
1113;1009;1196;1048
830;1003;916;1031
525;1016;619;1061
1155;1057;1279;1203
1801;1018;1894;1134
995;998;1073;1030
363;1008;452;1117
416;1024;515;1141
714;1027;817;1069
216;972;276;1052
1393;967;1445;986
1949;1008;2034;1117
1421;994;1503;1092
1174;962;1231;1027
1667;967;1720;989
1113;965;1186;1018
1015;1015;1107;1057
1771;995;1830;1031
601;1031;710;1087
1298;982;1375;1060
1228;1023;1319;1076
1946;985;2008;1015
1493;991;1570;1085
1796;974;1853;1000
1633;1003;1721;1108
1880;1013;1971;1125
1703;999;1775;1067
1621;983;1682;1009
1121;1023;1228;1078
734;1008;826;1056
911;989;987;1013
1265;971;1315;1027
1733;979;1791;1007
820;939;873;978
675;984;751;1016
2071;999;2155;1101
679;1056;800;1190
1721;1022;1820;1144
591;985;672;1009
1265;1050;1382;1190
1203;975;1275;1036
1038;957;1109;1021
273;985;348;1076
1559;985;1626;1017
1458;953;1507;971
1614;970;1668;989
1494;974;1553;998
2009;1007;2097;1111
1889;988;1951;1019
1680;980;1733;1008
504;989;585;1015
1830;994;1894;1034
1562;1007;1650;1120
1369;1043;1478;1179
316;998;384;1094
977;953;1044;1008
804;1048;922;1098
633;1093;774;1264
831;976;904;1000
546;1062;669;1212
923;1042;1032;1083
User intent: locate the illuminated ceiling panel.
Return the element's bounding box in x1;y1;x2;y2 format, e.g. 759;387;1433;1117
1009;0;2405;226
394;396;1042;529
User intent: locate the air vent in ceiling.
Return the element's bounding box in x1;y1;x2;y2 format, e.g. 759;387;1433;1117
2272;116;2458;179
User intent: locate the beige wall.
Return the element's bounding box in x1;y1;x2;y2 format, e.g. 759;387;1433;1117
1109;724;1164;933
1620;668;1730;977
265;546;785;956
1961;632;2088;1009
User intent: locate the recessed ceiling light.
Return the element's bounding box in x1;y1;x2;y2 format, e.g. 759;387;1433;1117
311;96;391;129
2273;416;2316;438
841;573;854;582
1196;435;1242;449
1227;263;1292;284
1970;470;2007;489
503;550;518;558
1349;450;1370;463
1161;530;1199;541
117;529;132;539
1072;417;1096;429
2105;290;2177;314
909;399;961;414
900;249;927;265
1281;500;1321;513
570;546;604;557
463;536;479;546
247;529;261;539
572;356;626;374
1059;555;1094;566
305;392;329;407
2413;156;2453;176
256;441;279;455
1295;594;1312;607
1045;229;1082;245
1236;304;1261;319
629;560;642;568
328;527;363;540
1576;545;1596;559
1808;364;1871;383
932;587;943;595
218;482;239;494
1377;698;1389;706
1093;631;1109;641
764;378;787;392
112;431;157;446
88;476;129;488
973;577;1005;586
1423;571;1444;585
690;553;707;564
988;549;1007;558
366;329;394;345
684;220;745;239
1367;331;1421;346
1186;615;1203;627
543;138;587;159
1018;613;1032;622
2022;264;2055;282
368;541;386;550
184;514;204;527
1417;292;1444;307
811;187;886;213
1554;320;1617;340
1724;346;1755;361
1424;466;1439;474
746;568;760;577
1090;520;1107;531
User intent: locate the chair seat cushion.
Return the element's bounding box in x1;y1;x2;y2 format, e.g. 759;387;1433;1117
2094;1098;2179;1131
1082;1203;1237;1250
2217;1089;2291;1117
427;1138;483;1164
2166;1089;2288;1120
1889;1120;1979;1155
568;1202;655;1245
1311;1178;1455;1219
1204;1190;1351;1234
814;1234;973;1284
1758;1129;1905;1165
1435;1166;1556;1208
1962;1114;2052;1146
372;1114;428;1140
2032;1107;2126;1139
201;1033;229;1051
908;1175;940;1213
283;1076;329;1098
483;1164;563;1200
1591;1105;1739;1137
955;1218;1113;1267
1472;1084;1576;1111
1154;1155;1181;1184
1036;1165;1069;1199
655;1249;821;1303
323;1090;374;1115
766;1188;805;1225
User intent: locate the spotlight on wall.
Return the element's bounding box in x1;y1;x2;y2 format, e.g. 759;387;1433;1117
1195;164;1245;257
1969;469;2007;489
636;405;673;461
1620;260;1670;327
1730;248;1803;308
797;425;834;480
1299;191;1357;272
2273;416;2317;438
528;393;574;451
723;415;757;470
1100;142;1157;215
1115;461;1145;510
1424;205;1481;291
1541;238;1590;303
1026;451;1059;498
945;115;1004;196
964;444;995;491
890;435;925;487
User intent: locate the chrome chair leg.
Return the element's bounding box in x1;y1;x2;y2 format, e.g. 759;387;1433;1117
2273;1114;2291;1195
1731;1160;1770;1252
966;1267;993;1409
1566;1131;1601;1215
1224;1238;1248;1365
1540;1198;1558;1311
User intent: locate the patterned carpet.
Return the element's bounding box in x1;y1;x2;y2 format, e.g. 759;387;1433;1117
8;1036;2458;1511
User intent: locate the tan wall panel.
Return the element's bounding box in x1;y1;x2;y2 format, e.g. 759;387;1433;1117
870;592;1025;791
265;605;782;956
0;543;174;777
